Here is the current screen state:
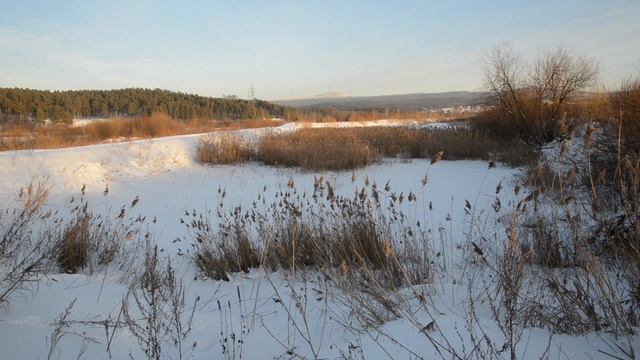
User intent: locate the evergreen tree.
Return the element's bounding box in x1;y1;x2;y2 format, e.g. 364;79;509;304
0;87;292;124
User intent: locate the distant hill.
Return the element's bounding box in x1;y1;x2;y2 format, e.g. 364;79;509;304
274;91;486;111
0;88;288;123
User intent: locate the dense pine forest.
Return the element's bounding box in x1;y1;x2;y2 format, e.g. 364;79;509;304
0;88;288;123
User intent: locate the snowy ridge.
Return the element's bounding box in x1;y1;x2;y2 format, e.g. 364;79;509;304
0;119;447;196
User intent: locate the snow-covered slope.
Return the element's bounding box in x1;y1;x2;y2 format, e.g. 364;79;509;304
0;119;448;201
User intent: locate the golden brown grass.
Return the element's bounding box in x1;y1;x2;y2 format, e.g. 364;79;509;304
0;113;280;151
256;127;534;170
195;135;252;165
258;130;375;170
195;126;537;170
291;109;474;123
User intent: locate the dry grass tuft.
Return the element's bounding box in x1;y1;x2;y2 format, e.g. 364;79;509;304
186;179;428;289
195;135;252;165
55;193;144;274
57;215;91;274
191;212;260;281
258;130;375;171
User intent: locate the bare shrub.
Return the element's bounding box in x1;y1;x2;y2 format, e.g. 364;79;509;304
123;242;199;360
45;299;98;360
483;44;599;146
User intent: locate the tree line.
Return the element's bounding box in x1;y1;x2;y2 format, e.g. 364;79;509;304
0;87;288;123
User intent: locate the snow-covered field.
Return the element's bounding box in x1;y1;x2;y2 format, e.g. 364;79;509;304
0;122;637;359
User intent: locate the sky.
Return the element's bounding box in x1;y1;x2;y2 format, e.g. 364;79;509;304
1;0;639;100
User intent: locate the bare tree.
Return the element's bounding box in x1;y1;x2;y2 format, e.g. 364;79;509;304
484;44;528;122
484;44;599;146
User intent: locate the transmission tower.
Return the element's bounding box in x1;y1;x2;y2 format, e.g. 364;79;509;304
248;85;256;118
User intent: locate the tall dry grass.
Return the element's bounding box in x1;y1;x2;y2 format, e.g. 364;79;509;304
195;126;537;170
186;177;429;288
289;109;470;123
0;113;280;151
55;193;144;274
471;119;640;337
195;135;253;165
258;129;375;170
0;181;53;308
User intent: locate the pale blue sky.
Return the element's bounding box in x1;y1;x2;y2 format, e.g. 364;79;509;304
1;0;638;99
